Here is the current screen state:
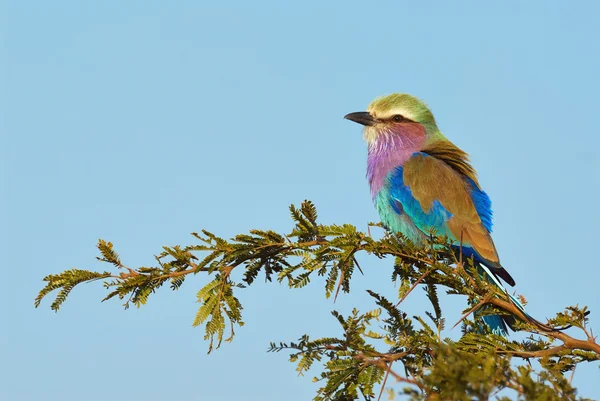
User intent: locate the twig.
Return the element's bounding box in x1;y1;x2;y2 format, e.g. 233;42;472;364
334;245;360;303
113;265;210;281
354;353;424;390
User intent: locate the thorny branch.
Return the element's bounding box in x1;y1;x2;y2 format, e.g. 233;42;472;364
35;201;599;399
39;220;600;360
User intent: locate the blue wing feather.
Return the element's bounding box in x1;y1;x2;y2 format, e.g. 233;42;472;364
466;178;493;232
382;154;495;264
376;152;513;335
387;165;453;235
385;155;493;237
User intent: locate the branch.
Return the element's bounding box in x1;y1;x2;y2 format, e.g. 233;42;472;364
489;297;600;356
35;200;599;378
496;344;569;358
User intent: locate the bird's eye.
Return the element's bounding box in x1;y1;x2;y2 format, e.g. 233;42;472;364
392;115;404;123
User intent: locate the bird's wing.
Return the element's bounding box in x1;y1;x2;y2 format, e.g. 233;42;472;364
388;151;500;265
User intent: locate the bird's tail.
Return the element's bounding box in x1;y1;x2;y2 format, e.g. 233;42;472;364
475;263;541;336
472;263;578;335
477;263;579;336
475;263;570;335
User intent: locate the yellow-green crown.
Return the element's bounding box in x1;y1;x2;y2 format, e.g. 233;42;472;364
367;93;437;130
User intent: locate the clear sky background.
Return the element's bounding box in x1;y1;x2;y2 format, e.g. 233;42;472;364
2;1;599;400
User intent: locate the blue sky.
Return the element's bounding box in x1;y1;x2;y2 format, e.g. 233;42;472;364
3;1;599;400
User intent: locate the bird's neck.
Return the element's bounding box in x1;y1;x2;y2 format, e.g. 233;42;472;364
366;125;427;197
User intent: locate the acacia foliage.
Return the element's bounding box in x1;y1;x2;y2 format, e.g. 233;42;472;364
36;201;599;400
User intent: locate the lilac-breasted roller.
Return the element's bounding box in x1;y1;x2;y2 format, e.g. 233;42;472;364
345;93;519;335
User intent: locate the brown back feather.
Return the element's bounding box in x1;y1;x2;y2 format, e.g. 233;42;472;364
422;140;480;187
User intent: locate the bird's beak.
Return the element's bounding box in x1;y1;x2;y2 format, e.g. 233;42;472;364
344;112;376;126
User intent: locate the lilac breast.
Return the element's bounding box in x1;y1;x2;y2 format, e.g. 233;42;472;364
366;124;426;197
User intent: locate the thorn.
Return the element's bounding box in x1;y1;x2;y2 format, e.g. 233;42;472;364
568;365;577;384
353;257;364;275
333;268;345;303
451;296;490;330
459;229;464;267
377;361;393;401
395;268;434;307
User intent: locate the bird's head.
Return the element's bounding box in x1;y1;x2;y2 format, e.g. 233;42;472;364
344;93;439;147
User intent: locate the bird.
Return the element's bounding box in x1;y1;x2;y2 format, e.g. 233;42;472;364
344;93;519;335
